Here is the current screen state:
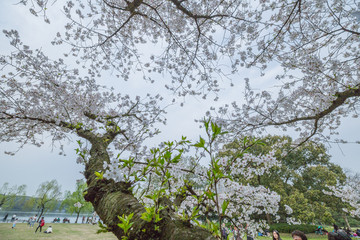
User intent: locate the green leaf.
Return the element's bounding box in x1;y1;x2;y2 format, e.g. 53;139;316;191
117;213;134;235
221;200;229;215
211;121;222;139
171;153;181;163
203;118;210;131
96;221;109;234
94;171;103;180
204;190;215;200
191;206;200;219
154;213;162;223
194;137;205;148
140;211;153;222
159;156;165;165
164;151;171;160
165;170;172;180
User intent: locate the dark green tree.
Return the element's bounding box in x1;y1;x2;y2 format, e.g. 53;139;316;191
221;135;347;224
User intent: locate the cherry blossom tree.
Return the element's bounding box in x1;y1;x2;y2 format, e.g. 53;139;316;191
20;0;360;142
0;30;283;239
209;0;360;144
2;0;360;239
325;172;360;223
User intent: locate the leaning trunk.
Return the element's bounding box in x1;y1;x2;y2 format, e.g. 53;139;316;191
38;208;44;222
36;208;41;221
81;134;216;240
76;212;80;224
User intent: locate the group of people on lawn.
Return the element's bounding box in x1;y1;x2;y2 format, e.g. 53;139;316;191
272;227;356;240
221;224;309;240
10;214;53;234
7;211;359;239
222;223;357;240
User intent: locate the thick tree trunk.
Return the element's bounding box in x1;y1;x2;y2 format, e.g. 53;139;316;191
343;215;351;230
81;134;216;240
266;213;272;225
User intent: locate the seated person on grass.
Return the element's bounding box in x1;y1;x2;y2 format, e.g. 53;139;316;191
44;226;53;234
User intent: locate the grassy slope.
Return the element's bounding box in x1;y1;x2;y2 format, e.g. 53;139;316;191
0;223;117;240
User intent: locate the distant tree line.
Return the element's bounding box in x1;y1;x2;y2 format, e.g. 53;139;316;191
0;179;93;222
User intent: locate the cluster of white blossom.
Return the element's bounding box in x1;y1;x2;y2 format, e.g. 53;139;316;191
227;150;280;179
211;0;360;142
286;217;301;225
74;202;83;209
326;182;360;217
284;204;293;215
219;179;280;216
0;30;166;155
19;1;360;144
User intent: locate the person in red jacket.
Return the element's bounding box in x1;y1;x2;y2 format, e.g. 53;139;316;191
35;217;45;233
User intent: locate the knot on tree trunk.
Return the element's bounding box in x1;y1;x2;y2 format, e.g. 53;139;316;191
84;178;132;204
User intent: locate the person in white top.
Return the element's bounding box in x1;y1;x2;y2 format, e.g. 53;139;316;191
44;226;53;233
31;214;37;228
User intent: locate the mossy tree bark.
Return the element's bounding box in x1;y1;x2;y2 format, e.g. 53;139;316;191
77;130;216;240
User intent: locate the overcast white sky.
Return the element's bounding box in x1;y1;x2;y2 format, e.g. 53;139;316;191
0;1;359;197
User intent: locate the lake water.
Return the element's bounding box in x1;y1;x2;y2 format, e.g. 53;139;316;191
0;210;96;224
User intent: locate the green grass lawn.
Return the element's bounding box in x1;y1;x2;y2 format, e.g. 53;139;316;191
258;233;328;240
0;223;334;240
0;223;118;240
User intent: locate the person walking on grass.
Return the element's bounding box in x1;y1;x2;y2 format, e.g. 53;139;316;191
30;214;37;228
11;218;18;229
35;217;45;233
